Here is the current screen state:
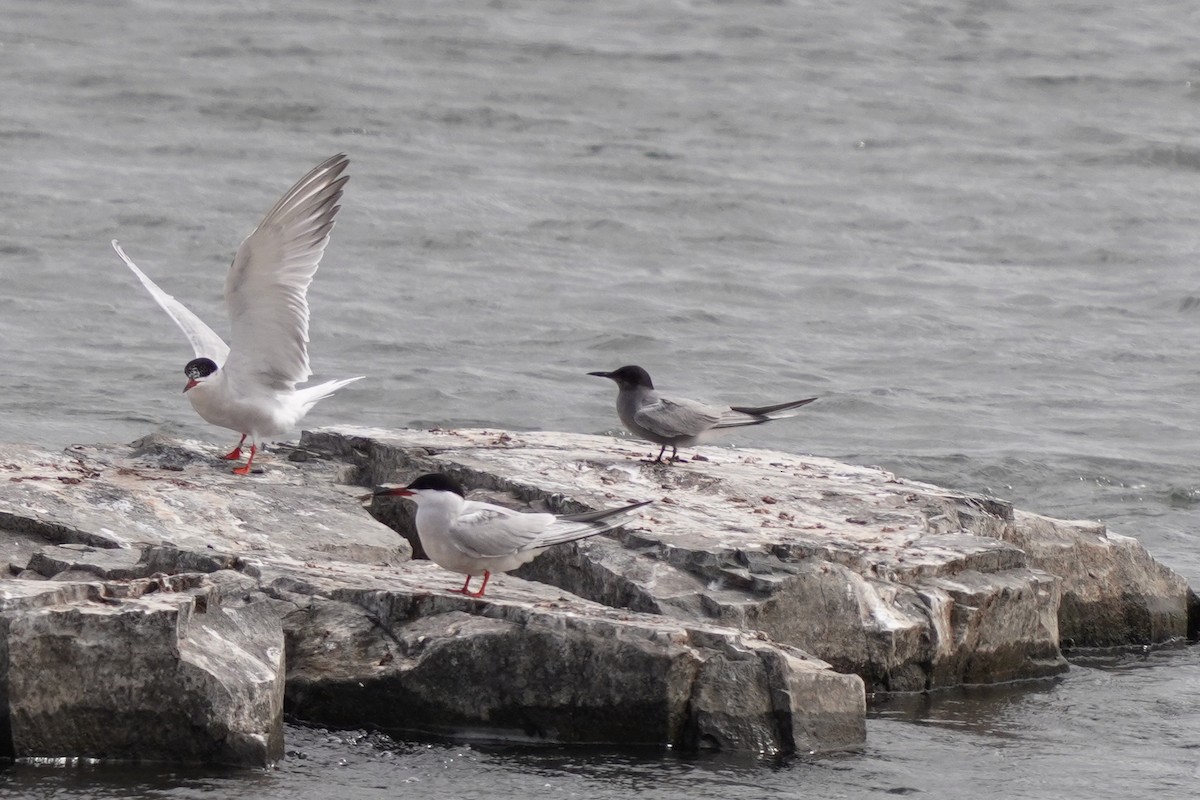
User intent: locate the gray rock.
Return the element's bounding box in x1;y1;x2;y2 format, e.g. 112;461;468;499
272;566;863;754
1003;511;1193;649
0;577;283;766
310;426;1193;691
0;426;1190;762
0;434;866;758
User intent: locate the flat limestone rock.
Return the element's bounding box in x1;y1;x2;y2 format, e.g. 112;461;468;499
0;426;1190;761
0;434;409;566
308;426;1193;691
0;434;866;759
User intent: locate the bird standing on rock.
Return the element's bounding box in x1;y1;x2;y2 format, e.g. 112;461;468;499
113;154;363;474
588;365;817;464
371;473;653;597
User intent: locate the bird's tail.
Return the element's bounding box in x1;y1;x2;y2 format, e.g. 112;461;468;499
295;376;365;412
538;499;654;548
714;396;818;429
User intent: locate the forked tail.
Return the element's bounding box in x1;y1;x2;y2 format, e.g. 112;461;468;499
296;376;365;412
730;396;818;417
716;396;818;429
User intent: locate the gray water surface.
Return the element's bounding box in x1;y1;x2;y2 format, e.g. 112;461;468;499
3;0;1200;796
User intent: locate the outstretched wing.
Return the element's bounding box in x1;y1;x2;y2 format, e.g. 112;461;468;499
221;154;349;392
448;501;555;558
112;240;231;364
634;396;723;439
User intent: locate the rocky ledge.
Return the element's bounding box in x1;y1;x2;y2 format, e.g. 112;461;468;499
0;427;1192;766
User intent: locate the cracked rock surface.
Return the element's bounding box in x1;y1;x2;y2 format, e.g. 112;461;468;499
313;426;1193;691
0;427;1190;763
0;432;867;762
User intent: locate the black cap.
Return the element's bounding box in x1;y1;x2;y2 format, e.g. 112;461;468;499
406;473;466;498
589;365;653;389
184;357;219;380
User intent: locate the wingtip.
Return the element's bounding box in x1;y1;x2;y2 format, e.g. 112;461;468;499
320;153;350;174
617;498;655;515
111;239;137;268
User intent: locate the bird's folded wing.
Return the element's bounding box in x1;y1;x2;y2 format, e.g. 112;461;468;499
714;397;817;429
633;397;723;438
556;499;653;524
221;154;349;392
112;240;231;364
449;504;556;558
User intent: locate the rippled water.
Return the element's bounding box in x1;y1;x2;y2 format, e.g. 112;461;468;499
4;0;1200;796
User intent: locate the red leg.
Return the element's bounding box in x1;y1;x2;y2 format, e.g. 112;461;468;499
463;571;491;598
222;434;247;460
456;574;473;594
232;444;257;475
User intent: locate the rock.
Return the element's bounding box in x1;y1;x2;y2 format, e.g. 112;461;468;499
0;426;1190;762
0;436;405;765
1004;511;1193;649
274;566;863;754
0;434;865;758
308;426;1193;691
0;577;283;766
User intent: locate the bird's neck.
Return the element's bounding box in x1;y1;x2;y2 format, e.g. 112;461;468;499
415;493;465;533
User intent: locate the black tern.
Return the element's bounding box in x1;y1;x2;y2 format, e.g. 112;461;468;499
588;364;817;464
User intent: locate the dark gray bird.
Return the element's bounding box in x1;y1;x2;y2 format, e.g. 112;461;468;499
588;365;817;464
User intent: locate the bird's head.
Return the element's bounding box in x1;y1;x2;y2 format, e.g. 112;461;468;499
587;365;654;390
182;357;219;393
371;472;467;504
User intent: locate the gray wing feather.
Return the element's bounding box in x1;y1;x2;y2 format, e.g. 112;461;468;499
634;396;723;438
112;240;231;364
534;500;654;548
557;499;654;524
221;154;349;391
449;499;652;557
448;503;555;558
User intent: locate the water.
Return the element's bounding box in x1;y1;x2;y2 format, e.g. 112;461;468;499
3;0;1200;795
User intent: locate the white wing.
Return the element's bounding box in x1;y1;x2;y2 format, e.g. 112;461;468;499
449;499;651;558
221;154;349;391
634;396;723;439
112;239;231;365
448;501;556;559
